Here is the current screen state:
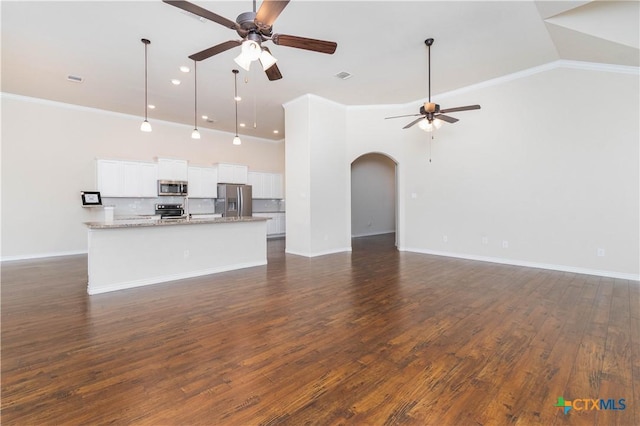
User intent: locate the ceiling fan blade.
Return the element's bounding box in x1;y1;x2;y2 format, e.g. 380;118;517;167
188;40;241;61
262;48;283;80
272;34;337;54
435;114;459;123
256;0;290;27
403;117;426;129
439;104;481;114
163;0;238;30
385;113;423;120
265;63;283;81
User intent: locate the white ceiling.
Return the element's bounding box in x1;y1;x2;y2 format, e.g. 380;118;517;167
2;1;638;140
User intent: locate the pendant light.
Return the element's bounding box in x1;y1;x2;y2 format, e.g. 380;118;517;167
140;38;152;132
232;69;241;145
191;60;200;139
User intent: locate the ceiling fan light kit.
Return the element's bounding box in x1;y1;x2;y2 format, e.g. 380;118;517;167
385;37;480;132
418;118;443;132
140;38;152;132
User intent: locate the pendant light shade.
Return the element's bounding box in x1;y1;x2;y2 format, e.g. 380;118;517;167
259;49;277;71
140;38;152;132
232;69;241;145
191;60;200;139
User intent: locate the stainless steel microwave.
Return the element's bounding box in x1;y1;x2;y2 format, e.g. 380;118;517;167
158;180;188;196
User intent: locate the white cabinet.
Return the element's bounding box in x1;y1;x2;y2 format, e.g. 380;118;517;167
138;162;158;196
188;166;218;198
253;212;285;236
248;171;284;199
247;172;264;197
215;163;248;184
158;158;188;181
272;173;284;199
97;159;158;198
96;160;121;197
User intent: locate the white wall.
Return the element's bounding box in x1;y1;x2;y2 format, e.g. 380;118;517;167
284;95;350;256
283;96;312;255
1;94;284;259
348;62;639;279
351;153;396;237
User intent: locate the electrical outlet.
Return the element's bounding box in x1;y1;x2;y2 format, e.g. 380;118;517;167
502;240;509;249
443;235;448;243
482;236;489;245
183;249;190;258
597;248;605;257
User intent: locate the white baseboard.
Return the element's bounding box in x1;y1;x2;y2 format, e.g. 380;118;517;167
285;246;352;258
1;250;87;262
398;247;640;282
352;231;395;238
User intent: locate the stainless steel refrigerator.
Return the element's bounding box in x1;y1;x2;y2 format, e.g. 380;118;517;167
215;184;252;217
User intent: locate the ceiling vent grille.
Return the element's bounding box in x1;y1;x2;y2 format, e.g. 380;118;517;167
67;75;83;83
335;71;352;80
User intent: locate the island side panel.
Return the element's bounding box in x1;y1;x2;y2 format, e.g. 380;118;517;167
87;220;267;294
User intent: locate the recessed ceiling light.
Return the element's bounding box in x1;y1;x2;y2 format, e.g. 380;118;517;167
201;115;208;120
180;66;190;73
234;95;242;102
239;123;246;127
66;75;83;83
335;71;352;80
273;130;279;134
148;104;156;109
171;79;181;85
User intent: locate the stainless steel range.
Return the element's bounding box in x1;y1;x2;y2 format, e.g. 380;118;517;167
155;203;185;219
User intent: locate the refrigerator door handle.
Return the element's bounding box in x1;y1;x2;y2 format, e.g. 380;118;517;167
238;186;242;217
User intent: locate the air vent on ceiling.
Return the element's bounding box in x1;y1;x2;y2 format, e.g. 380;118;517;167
335;71;352;80
67;75;83;83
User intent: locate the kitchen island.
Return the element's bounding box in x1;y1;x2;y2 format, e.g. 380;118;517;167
84;216;268;295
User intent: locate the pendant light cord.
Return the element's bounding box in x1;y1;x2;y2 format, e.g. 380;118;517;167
143;39;149;121
193;60;197;129
233;69;239;136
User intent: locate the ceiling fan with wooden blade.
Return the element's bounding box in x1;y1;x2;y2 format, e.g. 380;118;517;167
163;0;338;81
386;38;480;131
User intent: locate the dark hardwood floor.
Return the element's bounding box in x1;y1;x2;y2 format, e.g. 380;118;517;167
1;234;638;425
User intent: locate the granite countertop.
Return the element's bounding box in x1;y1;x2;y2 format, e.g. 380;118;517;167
85;216;268;229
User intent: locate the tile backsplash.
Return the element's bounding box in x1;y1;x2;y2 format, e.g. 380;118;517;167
103;197;216;217
101;197;284;217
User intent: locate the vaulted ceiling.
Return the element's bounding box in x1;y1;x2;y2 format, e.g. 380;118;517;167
2;1;637;140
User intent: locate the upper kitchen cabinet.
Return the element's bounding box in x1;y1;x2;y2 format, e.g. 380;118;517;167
248;171;284;199
188;166;217;198
157;158;188;181
96;159;157;198
214;163;248;184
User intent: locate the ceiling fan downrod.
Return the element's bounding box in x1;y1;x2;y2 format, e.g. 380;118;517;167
425;38;433;104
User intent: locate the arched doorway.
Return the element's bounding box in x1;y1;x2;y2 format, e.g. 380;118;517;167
351;153;397;246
